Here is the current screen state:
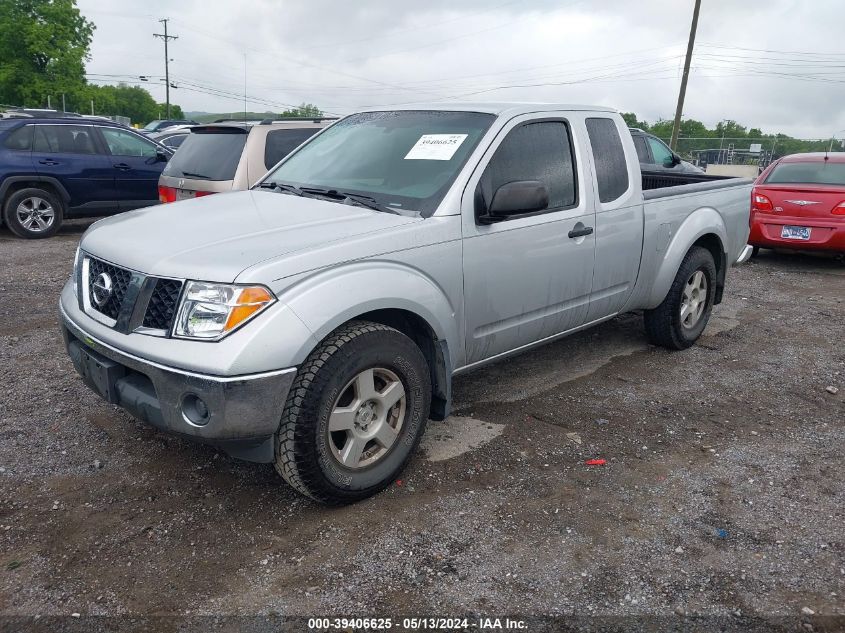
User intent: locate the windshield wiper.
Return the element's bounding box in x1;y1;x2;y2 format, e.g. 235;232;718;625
257;181;304;196
299;187;400;215
180;170;211;180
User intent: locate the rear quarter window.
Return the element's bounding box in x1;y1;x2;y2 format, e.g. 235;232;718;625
632;135;650;163
163;131;248;181
586;118;630;203
264;128;320;170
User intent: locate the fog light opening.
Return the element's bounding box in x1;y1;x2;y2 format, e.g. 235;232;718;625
182;393;210;427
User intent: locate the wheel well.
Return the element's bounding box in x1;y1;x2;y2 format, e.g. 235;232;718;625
353;308;451;421
2;180;64;208
691;233;727;304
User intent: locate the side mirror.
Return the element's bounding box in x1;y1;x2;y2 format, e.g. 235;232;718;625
664;153;682;168
480;180;549;223
155;149;170;162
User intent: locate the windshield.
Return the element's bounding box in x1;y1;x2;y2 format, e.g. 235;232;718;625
765;161;845;186
143;120;163;131
162;131;247;181
263;110;495;216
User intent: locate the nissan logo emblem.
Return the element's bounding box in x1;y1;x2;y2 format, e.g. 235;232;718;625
92;272;114;307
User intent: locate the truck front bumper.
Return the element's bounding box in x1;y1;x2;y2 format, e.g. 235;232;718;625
60;306;296;463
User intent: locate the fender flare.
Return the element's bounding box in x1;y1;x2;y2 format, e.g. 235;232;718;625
646;207;728;309
0;175;71;205
277;261;460;418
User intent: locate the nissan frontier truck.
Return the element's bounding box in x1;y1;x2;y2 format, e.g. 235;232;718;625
60;104;753;504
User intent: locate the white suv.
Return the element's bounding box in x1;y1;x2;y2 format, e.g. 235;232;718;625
157;118;333;202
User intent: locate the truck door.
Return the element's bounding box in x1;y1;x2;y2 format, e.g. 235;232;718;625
461;115;596;365
584;117;644;320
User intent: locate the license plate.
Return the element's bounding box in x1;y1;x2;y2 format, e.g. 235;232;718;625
781;225;811;240
176;189;195;201
71;341;125;403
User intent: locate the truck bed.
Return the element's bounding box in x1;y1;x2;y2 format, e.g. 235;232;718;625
642;170;751;199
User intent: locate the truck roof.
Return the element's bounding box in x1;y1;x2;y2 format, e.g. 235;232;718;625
359;102;618;116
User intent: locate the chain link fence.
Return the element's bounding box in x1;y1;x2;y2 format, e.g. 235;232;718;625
660;136;844;172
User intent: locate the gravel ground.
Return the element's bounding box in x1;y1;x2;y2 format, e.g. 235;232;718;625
0;220;843;631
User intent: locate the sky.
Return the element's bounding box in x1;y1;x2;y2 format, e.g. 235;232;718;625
76;0;845;139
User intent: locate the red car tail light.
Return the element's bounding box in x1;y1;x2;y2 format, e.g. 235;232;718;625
752;192;773;212
158;185;177;203
833;201;845;216
194;190;214;198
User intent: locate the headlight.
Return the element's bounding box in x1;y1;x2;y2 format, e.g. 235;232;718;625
173;282;276;340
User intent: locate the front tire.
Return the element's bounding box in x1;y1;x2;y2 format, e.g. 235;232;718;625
644;246;717;350
3;187;64;239
274;320;431;504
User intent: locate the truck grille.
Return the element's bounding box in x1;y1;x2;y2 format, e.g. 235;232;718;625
142;278;183;330
88;258;132;320
82;255;184;336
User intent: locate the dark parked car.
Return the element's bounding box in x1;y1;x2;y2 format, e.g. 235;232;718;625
141;119;199;134
148;128;193;150
629;128;704;174
0;118;172;238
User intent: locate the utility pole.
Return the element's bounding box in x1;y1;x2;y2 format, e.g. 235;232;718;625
153;19;178;118
243;52;248;122
670;0;702;151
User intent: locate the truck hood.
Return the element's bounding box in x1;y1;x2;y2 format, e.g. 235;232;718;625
81;191;421;282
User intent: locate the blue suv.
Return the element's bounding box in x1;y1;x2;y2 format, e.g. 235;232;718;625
0;117;172;239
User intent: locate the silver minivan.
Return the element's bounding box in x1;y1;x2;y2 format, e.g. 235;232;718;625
157;118;332;202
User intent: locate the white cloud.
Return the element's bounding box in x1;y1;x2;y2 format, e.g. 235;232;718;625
77;0;845;137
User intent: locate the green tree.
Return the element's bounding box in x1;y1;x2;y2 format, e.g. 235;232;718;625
620;112;648;130
157;103;184;119
0;0;94;107
279;102;323;118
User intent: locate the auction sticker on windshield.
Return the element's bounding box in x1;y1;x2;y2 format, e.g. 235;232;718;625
404;134;468;160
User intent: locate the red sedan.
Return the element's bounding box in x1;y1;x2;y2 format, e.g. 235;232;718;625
749;152;845;254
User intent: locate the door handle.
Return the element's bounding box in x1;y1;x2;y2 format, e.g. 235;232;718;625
113;163;132;171
38;159;59;166
568;226;594;239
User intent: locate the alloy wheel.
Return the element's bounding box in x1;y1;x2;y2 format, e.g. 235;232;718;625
327;367;406;469
680;269;708;329
16;197;55;233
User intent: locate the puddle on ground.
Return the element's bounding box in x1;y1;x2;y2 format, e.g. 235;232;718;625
703;303;741;337
421;416;504;462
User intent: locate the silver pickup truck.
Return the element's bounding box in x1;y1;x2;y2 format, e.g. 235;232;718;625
60;104;752;504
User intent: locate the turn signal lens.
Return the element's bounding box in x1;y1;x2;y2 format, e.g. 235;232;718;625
833;201;845;216
173;282;276;340
225;286;275;331
752;192;773;212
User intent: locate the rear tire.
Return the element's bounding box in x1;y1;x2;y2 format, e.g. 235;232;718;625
751;246;760;258
3;187;64;239
644;246;717;350
274;320;431;505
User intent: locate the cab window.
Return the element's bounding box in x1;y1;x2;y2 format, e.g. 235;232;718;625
477;120;577;218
